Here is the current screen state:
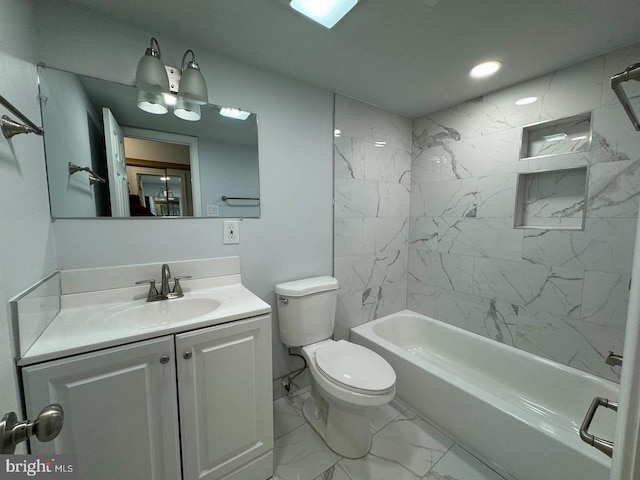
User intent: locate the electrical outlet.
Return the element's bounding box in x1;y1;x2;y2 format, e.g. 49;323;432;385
223;220;240;244
206;204;219;217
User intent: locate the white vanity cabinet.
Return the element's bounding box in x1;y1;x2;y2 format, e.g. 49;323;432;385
21;314;273;480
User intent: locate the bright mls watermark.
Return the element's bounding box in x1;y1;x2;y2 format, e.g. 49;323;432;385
0;456;77;479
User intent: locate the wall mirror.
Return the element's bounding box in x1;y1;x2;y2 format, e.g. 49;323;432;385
38;66;260;219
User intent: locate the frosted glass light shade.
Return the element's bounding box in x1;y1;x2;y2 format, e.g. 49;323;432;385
178;66;208;105
135;54;169;94
137;90;168;114
289;0;358;28
174;97;201;121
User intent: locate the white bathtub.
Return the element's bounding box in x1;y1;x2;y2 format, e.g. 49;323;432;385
351;310;618;480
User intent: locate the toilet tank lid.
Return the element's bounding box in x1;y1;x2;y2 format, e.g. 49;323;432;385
275;276;338;296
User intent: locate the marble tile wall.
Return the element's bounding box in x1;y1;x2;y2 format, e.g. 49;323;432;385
409;42;640;382
333;94;413;340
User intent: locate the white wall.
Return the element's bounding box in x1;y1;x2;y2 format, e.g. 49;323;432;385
34;0;334;380
0;0;57;416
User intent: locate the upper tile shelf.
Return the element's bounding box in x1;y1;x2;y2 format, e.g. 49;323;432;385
520;112;593;160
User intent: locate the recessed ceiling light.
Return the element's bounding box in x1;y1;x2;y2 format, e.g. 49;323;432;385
515;96;538;106
469;60;502;79
289;0;358;29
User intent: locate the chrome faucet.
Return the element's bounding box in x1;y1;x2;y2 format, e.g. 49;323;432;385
606;351;623;367
136;264;192;302
161;264;171;296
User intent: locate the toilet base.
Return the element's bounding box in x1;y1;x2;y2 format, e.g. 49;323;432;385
302;395;371;459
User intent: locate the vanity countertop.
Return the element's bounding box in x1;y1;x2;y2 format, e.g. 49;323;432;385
18;278;270;367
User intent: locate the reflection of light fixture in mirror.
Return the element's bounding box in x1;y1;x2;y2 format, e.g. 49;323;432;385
571;135;588;141
219;107;251;120
174;97;201;121
160;176;171;181
158;187;175;200
334;128;341;137
374;141;387;148
289;0;358;29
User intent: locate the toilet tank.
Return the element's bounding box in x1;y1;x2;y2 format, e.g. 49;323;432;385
275;276;339;347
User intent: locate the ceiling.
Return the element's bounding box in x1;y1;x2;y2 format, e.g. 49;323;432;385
68;0;640;118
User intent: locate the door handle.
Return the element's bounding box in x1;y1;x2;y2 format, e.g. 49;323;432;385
0;404;64;454
579;397;617;458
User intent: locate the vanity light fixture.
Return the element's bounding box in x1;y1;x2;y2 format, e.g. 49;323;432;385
515;96;538;106
135;39;208;121
289;0;358;29
219;107;251;120
469;60;502;79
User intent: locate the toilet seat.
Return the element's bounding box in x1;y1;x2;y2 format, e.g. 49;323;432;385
314;340;396;395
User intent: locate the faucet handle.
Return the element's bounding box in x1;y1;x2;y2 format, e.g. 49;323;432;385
136;279;159;297
172;276;192;296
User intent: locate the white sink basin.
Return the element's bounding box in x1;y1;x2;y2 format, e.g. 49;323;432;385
100;297;222;329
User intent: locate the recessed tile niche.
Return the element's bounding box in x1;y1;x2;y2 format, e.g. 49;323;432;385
520;112;592;159
514;166;588;230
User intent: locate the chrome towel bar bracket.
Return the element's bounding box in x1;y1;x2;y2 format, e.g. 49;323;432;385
579;396;618;458
0;95;44;139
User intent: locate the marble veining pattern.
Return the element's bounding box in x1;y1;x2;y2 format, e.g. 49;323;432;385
273;390;506;480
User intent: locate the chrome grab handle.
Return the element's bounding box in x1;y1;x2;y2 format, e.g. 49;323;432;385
580;396;618;458
1;404;64;454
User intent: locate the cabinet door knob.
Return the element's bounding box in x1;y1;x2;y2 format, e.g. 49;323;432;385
183;351;192;360
160;355;170;364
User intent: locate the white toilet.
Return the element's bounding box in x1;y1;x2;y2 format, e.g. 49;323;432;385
275;276;396;458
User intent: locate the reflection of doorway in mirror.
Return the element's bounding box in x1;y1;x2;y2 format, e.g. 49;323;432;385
124;136;194;217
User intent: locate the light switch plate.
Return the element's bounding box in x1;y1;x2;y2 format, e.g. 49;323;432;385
223;220;240;244
207;204;219;217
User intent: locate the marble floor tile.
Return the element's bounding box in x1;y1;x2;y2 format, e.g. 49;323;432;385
339;412;453;480
285;386;312;418
314;463;351;480
423;445;506;480
274;423;341;480
274;396;306;440
369;398;408;433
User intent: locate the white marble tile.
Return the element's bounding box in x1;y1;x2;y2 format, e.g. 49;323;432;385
591;99;640;164
601;41;640;106
334;250;407;294
411;145;446;185
314;464;351;480
516;308;624;381
527;151;591;172
424;444;505;480
472;258;584;318
438;218;523;262
334;136;365;179
364;142;412;186
274;396;306;440
580;271;630;330
538;55;604;121
409;216;439;251
587;159;640;218
413;97;484;146
475;174;518;218
339;412;453;480
370;398;408;433
283;386;312;419
335;94;412;150
377;182;411;217
439;129;522;179
274;423;341;480
522;218;636;275
410;178;478;218
334;177;380;218
334;218;371;257
407;278;438;318
408;249;474;294
364;217;408;253
434;289;518;347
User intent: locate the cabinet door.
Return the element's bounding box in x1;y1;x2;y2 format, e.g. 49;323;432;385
176;315;273;480
22;336;181;480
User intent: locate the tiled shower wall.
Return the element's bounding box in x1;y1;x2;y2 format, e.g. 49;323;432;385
333;94;412;341
409;42;640;382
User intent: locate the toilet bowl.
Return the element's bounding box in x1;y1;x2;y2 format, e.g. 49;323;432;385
275;276;396;458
